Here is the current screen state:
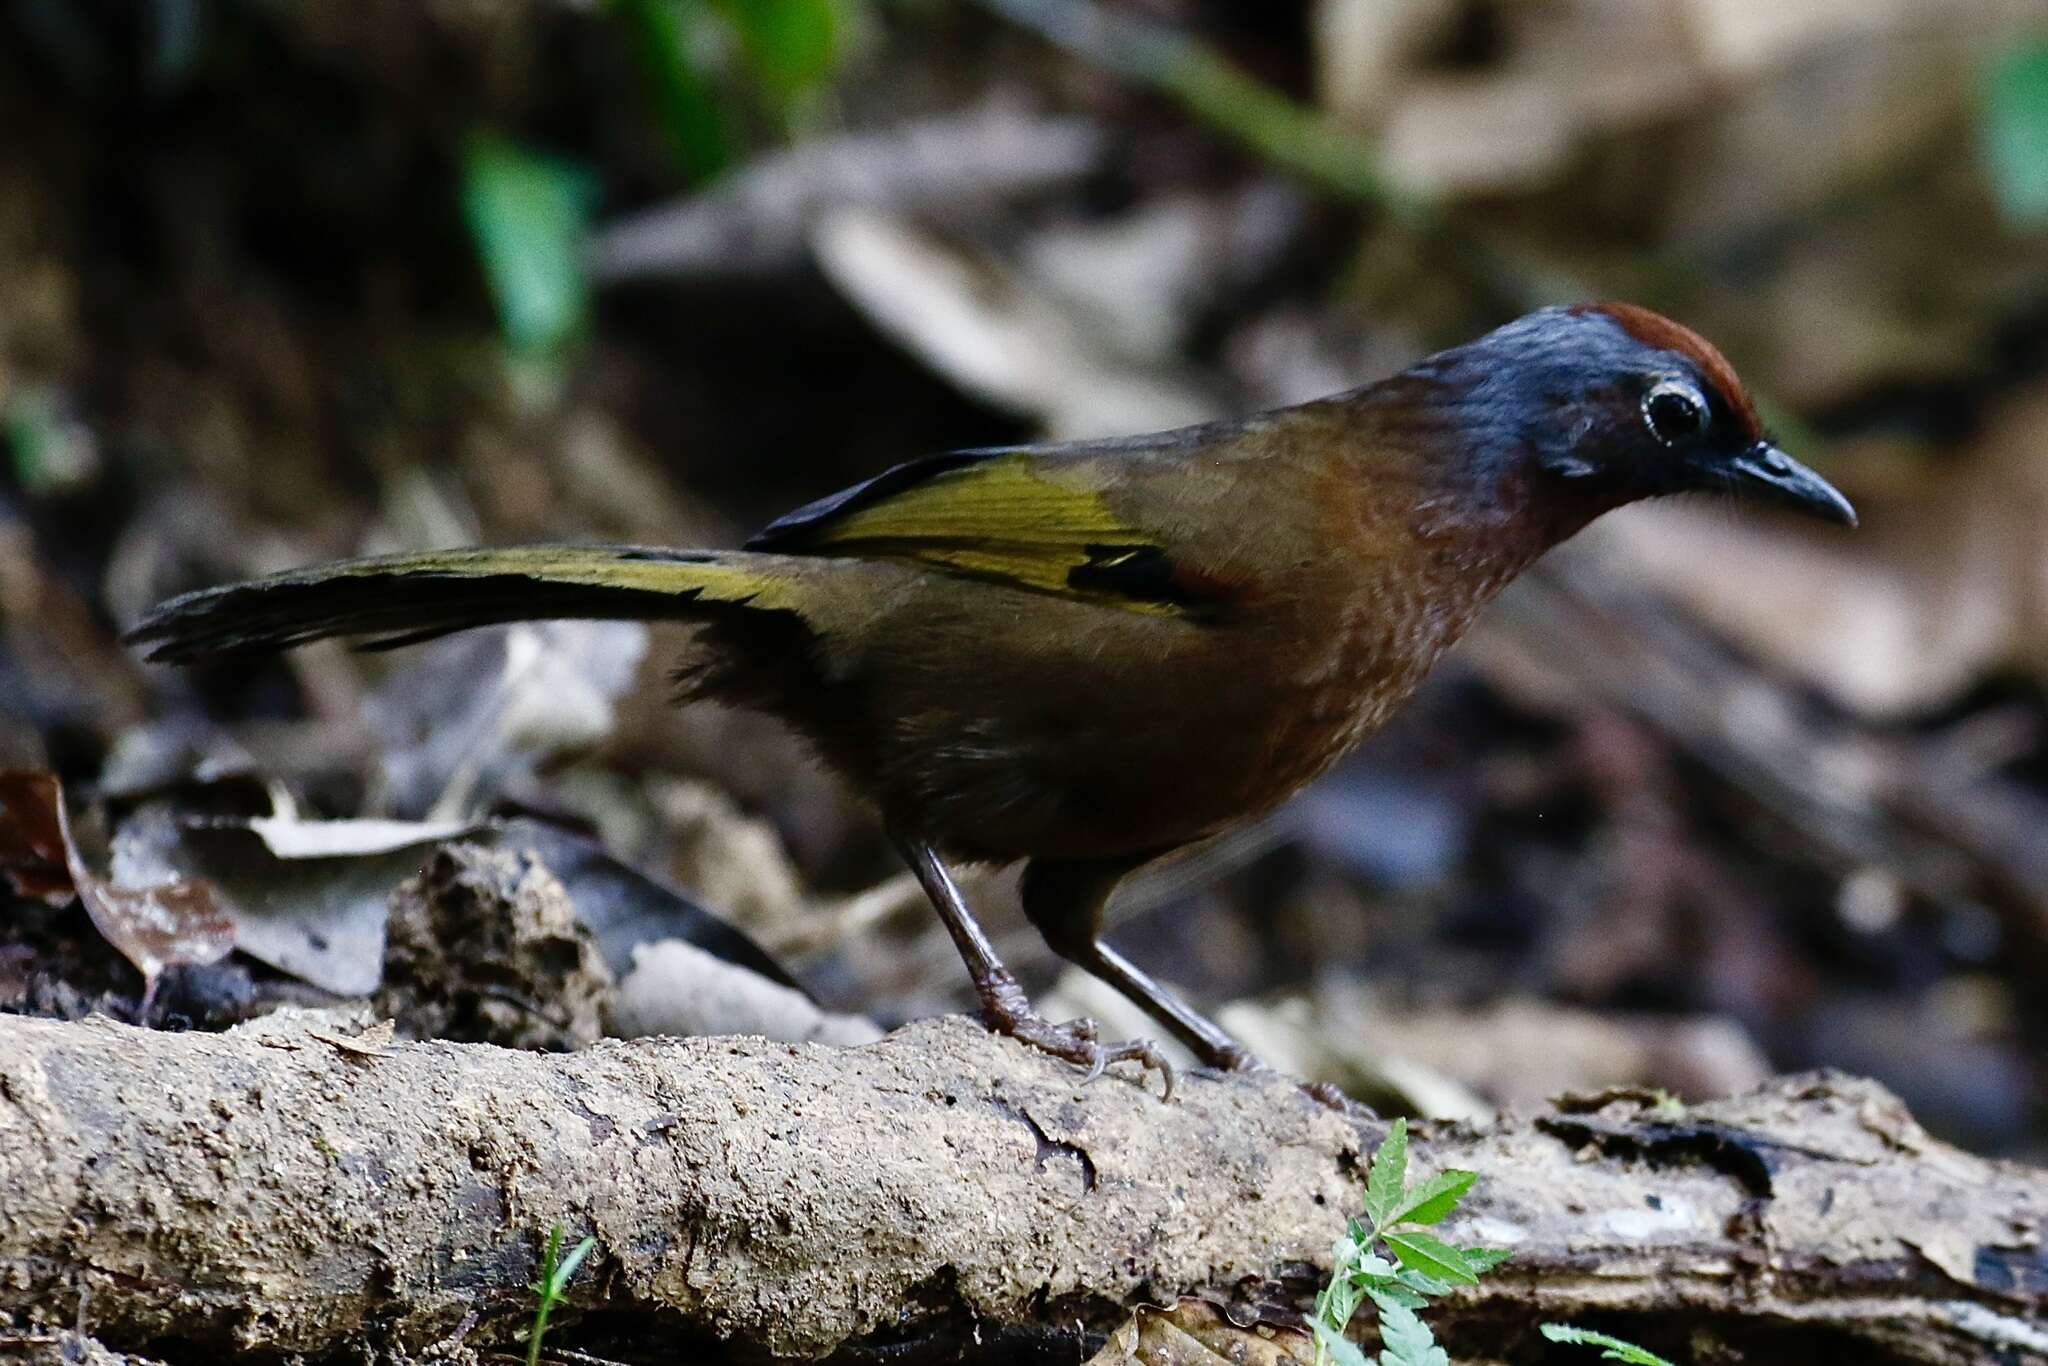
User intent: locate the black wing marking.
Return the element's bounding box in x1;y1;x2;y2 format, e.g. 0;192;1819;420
745;448;1014;551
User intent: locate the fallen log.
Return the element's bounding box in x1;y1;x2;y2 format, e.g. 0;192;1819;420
0;1011;2040;1363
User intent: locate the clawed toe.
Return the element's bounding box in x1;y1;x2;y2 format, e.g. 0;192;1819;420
985;1009;1175;1098
1085;1036;1174;1099
1302;1080;1376;1118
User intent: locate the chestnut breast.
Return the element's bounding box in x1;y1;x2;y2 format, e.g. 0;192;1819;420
844;455;1536;863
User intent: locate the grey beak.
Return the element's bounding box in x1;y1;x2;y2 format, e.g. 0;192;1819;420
1722;442;1857;528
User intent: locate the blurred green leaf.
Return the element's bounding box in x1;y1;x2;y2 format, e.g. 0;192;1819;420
1459;1246;1511;1275
1386;1168;1474;1227
1364;1117;1408;1226
1381;1230;1476;1287
1984;38;2048;228
5;392;55;492
460;135;596;357
714;0;841;104
5;390;97;496
613;0;736;179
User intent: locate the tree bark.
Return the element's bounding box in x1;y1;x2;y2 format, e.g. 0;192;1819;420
0;1010;2040;1363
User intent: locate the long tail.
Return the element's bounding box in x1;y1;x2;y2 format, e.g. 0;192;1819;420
123;545;813;663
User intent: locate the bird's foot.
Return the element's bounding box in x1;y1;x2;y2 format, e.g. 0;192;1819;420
982;1003;1176;1099
1302;1080;1378;1119
1202;1044;1265;1074
1195;1047;1372;1116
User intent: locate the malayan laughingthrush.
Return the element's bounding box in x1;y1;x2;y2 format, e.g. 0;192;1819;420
129;303;1857;1090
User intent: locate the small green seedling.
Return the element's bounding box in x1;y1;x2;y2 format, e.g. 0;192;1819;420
526;1223;598;1366
1312;1118;1510;1366
1646;1089;1687;1122
1540;1324;1679;1365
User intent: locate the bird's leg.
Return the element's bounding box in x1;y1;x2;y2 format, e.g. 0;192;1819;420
891;833;1172;1092
1020;856;1262;1074
1023;857;1375;1116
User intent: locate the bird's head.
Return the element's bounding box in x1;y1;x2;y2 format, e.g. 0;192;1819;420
1410;302;1855;531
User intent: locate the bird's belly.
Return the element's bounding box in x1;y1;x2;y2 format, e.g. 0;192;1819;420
864;599;1398;863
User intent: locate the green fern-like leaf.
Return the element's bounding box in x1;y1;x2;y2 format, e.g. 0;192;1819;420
1314;1321;1374;1366
1540;1324;1679;1365
1387;1168;1476;1227
1364;1119;1409;1226
1383;1230;1476;1286
1371;1297;1449;1366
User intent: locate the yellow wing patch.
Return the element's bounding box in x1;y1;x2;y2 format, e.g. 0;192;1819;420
770;454;1185;612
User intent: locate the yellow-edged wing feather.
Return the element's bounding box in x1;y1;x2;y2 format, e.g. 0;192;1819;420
746;450;1188;613
123;545;810;662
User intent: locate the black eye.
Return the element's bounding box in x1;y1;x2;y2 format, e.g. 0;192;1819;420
1643;379;1709;446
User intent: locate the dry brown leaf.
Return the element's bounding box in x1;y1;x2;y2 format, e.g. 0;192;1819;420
0;771;234;983
307;1018;396;1058
1086;1301;1315;1366
0;770;73;901
75;873;235;986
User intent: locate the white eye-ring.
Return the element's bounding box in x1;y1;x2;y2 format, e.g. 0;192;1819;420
1642;378;1710;446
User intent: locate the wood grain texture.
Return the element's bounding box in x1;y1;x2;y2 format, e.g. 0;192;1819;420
0;1012;2039;1362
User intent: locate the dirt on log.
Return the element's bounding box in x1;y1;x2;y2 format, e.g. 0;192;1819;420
0;1011;2041;1364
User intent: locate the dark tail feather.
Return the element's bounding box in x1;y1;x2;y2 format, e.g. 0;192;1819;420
124;545;805;664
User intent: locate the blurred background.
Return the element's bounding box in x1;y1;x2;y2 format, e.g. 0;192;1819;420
2;0;2046;1157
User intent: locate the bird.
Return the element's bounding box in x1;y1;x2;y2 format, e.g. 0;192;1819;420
127;302;1855;1092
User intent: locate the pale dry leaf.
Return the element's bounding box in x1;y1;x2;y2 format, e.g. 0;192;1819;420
811;206;1215;440
114;809;465;997
1085;1301;1315;1366
612;937;879;1045
1376;0;1699;192
1214;993;1487;1121
307;1017;396;1058
1381;74;1576;195
1020;189;1303;366
588;102;1106;281
1906;1229;1986;1288
246;816;477;857
1371;0;2029;201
